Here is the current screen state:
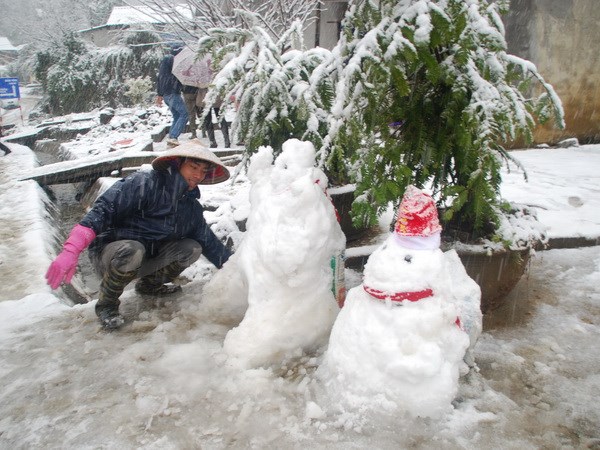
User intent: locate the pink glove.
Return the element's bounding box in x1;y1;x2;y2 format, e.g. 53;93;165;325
46;224;96;290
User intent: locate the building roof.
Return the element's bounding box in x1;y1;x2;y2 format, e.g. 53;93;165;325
106;5;193;26
0;37;18;52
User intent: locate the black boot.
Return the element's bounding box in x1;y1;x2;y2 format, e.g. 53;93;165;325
135;261;185;296
206;125;218;148
221;120;231;148
96;265;137;329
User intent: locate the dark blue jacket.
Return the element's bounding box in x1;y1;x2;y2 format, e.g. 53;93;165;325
156;54;183;97
80;167;231;268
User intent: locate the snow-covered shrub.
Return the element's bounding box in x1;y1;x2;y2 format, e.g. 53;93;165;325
35;31;163;114
317;0;564;241
197;15;335;161
194;0;563;246
124;76;153;106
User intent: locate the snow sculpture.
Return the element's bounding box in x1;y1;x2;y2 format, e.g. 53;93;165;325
320;185;482;418
202;139;346;368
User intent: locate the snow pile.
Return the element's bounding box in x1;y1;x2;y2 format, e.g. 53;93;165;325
1;246;599;448
495;203;549;250
201;139;346;368
1;126;600;446
60;107;170;158
0;143;56;301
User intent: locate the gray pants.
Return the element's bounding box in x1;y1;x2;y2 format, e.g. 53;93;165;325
92;239;202;279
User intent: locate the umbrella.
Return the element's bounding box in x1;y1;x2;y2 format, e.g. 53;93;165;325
172;47;214;88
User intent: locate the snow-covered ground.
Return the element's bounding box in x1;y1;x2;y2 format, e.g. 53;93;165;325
0;109;599;448
500;146;600;241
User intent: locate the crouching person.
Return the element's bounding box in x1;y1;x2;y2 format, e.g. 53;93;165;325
45;142;232;329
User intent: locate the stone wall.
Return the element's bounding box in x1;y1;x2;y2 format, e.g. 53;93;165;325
505;0;600;144
304;1;348;50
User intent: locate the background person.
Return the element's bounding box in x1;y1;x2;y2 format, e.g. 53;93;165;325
182;84;201;139
156;45;188;147
202;95;231;149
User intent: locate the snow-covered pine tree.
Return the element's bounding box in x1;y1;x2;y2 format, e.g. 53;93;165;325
198;14;335;158
320;0;564;240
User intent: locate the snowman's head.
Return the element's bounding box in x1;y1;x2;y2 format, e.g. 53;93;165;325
270;139;324;192
363;234;445;296
275;139;315;171
247;146;274;184
362;185;446;300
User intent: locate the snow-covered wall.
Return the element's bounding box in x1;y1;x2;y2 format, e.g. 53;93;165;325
505;0;600;144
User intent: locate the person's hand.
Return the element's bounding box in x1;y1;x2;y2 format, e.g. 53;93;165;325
45;224;96;290
45;249;79;289
156;95;163;106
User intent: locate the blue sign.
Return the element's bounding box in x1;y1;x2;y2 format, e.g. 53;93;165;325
0;78;20;99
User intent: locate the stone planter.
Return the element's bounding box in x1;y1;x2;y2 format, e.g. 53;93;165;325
345;243;532;314
443;244;531;314
328;184;369;242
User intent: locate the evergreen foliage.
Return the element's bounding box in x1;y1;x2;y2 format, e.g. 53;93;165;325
35;31;164;114
197;0;563;243
124;76;154;105
197;16;335;159
319;0;564;240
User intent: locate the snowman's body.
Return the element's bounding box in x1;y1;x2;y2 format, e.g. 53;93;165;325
201;140;345;369
321;230;479;418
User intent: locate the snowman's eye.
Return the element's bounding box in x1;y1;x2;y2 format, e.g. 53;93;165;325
404;255;412;263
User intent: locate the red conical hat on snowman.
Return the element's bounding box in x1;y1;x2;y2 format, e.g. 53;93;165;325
394;185;442;249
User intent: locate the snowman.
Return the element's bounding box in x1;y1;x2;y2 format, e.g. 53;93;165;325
319;185;481;419
201;139;346;369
